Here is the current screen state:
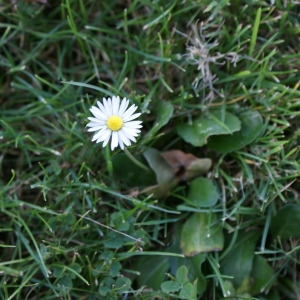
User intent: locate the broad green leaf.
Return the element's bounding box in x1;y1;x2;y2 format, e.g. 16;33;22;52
112;153;155;186
48;214;76;233
176;265;188;285
186;158;212;180
103;237;125;249
142;148;178;197
68;263;82;279
169;253;207;296
220;230;260;288
207;110;263;153
223;280;236;298
187;177;219;207
188;254;207;296
155;100;174;129
271;204;300;239
110;212;132;231
135;255;170;290
52;266;63;278
179;281;197;300
143;100;174;143
161;281;181;293
99;277;114;296
177;110;241;147
98;285;111;296
114;277;131;294
236;277;252;295
109;260;122;277
168;230;207;297
57;276;73;292
250;255;275;295
143;148;174;186
180;213;224;256
40;243;51;260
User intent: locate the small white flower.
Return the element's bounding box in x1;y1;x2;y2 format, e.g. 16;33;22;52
86;96;143;150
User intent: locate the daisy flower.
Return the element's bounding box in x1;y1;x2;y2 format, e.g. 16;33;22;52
86;96;143;150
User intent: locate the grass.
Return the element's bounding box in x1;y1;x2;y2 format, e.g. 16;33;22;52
1;0;300;299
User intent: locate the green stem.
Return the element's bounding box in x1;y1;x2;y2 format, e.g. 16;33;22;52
105;146;113;177
123;147;150;172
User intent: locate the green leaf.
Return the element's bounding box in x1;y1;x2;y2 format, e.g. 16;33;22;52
52;266;63;278
68;263;82;279
186;158;212;180
251;255;275;295
109;260;122;277
99;277;114;296
176;265;188;285
187;177;219;207
168;232;207;297
104;234;126;249
271;204;300;239
98;285;111;296
48;214;76;233
179;281;197;300
40;243;51;260
112;153;155;186
142;147;178;197
177;110;241;147
110;212;132;231
57;276;73;293
161;281;181;293
170;254;207;296
155;100;174;128
188;254;207;295
135;255;170;290
180;213;224;256
249;7;262;56
220;230;260;288
143;100;174;143
207;110;263;153
143;148;174;186
114;277;131;294
223;280;236;298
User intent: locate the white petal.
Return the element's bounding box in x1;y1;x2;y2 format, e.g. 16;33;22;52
92;128;108;141
87;125;106;132
123;120;143;128
92;132;102;142
118;98;129;116
90;106;107;120
102;134;111;147
127;135;137;142
87;117;104;123
117;132;124;149
97;101;108;116
118;130;131;146
97;128;111;142
112;96;120;115
87;121;106;127
103;98;113;116
120;130;138;143
111;95;118;102
122;126;141;136
123;112;141;122
111;131;119;150
120;104;138;119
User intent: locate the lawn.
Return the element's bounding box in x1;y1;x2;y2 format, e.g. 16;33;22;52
1;0;300;299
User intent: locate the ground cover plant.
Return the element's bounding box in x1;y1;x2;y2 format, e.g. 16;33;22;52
1;0;300;299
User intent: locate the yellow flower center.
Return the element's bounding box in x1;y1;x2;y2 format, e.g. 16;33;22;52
106;115;123;131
